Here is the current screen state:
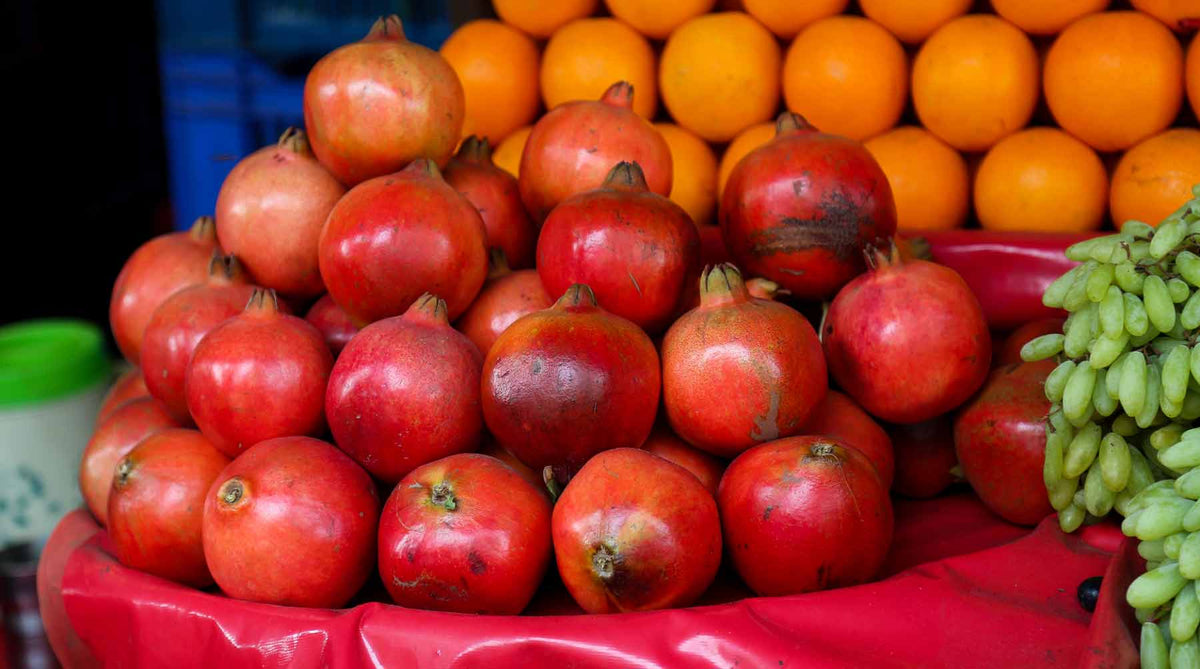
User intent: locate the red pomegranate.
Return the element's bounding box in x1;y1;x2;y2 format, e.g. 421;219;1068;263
519;81;672;223
107;429;230;587
319;158;488;325
720;112;897;300
303;15;464;185
823;244;991;423
97;367;149;425
215;128;345;298
552;448;721;613
642;427;725;496
482;284;660;475
479;438;546;495
799;390;894;488
327;293;483;483
378;453;552;614
718;436;894;596
185;289;332;457
889;415;960;498
203;436;379;608
662;264;827;458
699;223;732;267
80;398;182;525
537;161;701;333
305;294;359;356
455;251;552;356
110;216;220;364
954;361;1056;525
443;136;537;269
995;318;1066;367
140;254;255;420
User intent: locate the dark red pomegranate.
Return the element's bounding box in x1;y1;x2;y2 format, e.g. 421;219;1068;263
823;244;991;424
537;161;701;333
327;293;483;483
954;361;1056;525
215;128;345;298
642;427;725;497
304;294;359;356
889;415;960;498
107;429;230;587
303;15;464;185
519;81;672;223
799;390;894;488
140;254;255;420
455;251;552;357
698;223;732;267
203;437;379;608
552;448;721;613
443;136;537;269
80;398;183;526
318;158;488;325
97;367;150;425
718;436;894;596
995;318;1066;367
720;112;897;300
110;216;220;364
662;264;827;458
378;453;552;614
482;284;660;475
185;289;332;457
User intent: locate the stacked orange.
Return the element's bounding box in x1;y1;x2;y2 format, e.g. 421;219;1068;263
437;0;1200;232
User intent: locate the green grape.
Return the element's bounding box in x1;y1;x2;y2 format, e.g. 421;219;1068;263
1169;278;1193;304
1182;534;1200;580
1114;413;1141;437
1092;236;1130;263
1128;562;1188;608
1170;634;1199;668
1123;220;1156;239
1066;238;1105;262
1155;337;1190;357
1179;469;1200;499
1065;303;1098;358
1145;443;1177;481
1129;448;1157;497
1137;499;1193;540
1084;464;1114;516
1058;503;1086;533
1140;365;1164;429
1093;368;1118;417
1125;509;1146;535
1165;346;1193;409
1116;262;1146;295
1170;319;1190;340
1049;476;1079;511
1122;352;1150;417
1065;261;1099;312
1134;328;1163;349
1145;275;1178;334
1181;291;1200;330
1101;432;1132;491
1126;293;1151;336
1091;332;1130;369
1190;345;1200;388
1183;427;1200;442
1160;440;1200;471
1129;481;1184;516
1142;540;1170;562
1100;285;1126;337
1152;425;1187;451
1063;361;1097;422
1151;220;1187;259
1047;360;1077;404
1178;251;1200;287
1044;264;1085;308
1044;425;1066;489
1087;262;1117;302
1186;501;1200;533
1020;334;1065;362
1110;353;1128;399
1181;391;1200;421
1065;422;1103;478
1143;622;1170;669
1168;533;1189;560
1173;583;1200;643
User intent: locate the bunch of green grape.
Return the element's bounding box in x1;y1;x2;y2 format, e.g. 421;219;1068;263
1022;185;1200;668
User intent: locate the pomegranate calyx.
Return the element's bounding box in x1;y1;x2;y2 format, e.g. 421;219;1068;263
775;111;817;137
207;251;244;284
404;157;443;181
114;457;135;488
218;478;245;506
555;284;599;310
591;543;619;582
602;161;650;192
405;292;450;325
244;288;281;316
487;248;512;280
456;136;493;165
430;482;457;511
277;127;312;156
863;238;903;271
599;81;635;110
699;264;750;306
366;15;406;42
190;215;217;244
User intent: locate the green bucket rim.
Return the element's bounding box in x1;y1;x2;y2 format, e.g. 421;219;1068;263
0;320;111;408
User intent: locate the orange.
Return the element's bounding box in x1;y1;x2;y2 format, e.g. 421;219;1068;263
1131;0;1200;31
1189;34;1200;121
604;0;716;39
864;126;969;232
492;125;532;178
660;13;782;143
974;128;1108;233
493;0;598;38
859;0;971;43
742;0;848;39
1111;129;1200;228
654;124;718;225
439;20;540;144
990;0;1110;34
717;122;775;198
541;18;657;119
911;15;1039;152
1044;11;1183;153
782;17;908;142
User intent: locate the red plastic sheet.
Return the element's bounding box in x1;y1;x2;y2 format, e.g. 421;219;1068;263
39;493;1141;668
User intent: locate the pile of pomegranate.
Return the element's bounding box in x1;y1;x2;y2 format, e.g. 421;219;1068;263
87;17;1050;616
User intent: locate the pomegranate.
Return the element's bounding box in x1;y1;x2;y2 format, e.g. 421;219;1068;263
519;81;672;223
954;361;1056;525
642;427;725;497
140;254;255;420
699;223;732;267
552;448;721;613
319;158;488;325
303;15;464;185
799;390;895;488
215;128;345;298
327;293;483;483
305;294;359;356
483;284;660;475
720;112;897;300
995;318;1066;367
378;453;552;614
203;436;379;608
443;136;537;269
80;397;183;526
110;216;219;364
823;243;991;423
455;251;552;357
662;264;827;458
718;436;894;596
185;289;332;457
96;367;149;425
889;415;960;498
537;161;701;333
107;429;229;587
479;438;546;495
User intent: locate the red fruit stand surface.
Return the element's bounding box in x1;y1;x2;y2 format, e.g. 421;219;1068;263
38;230;1141;669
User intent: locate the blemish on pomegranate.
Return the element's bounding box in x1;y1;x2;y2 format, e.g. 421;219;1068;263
468;550;487;574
